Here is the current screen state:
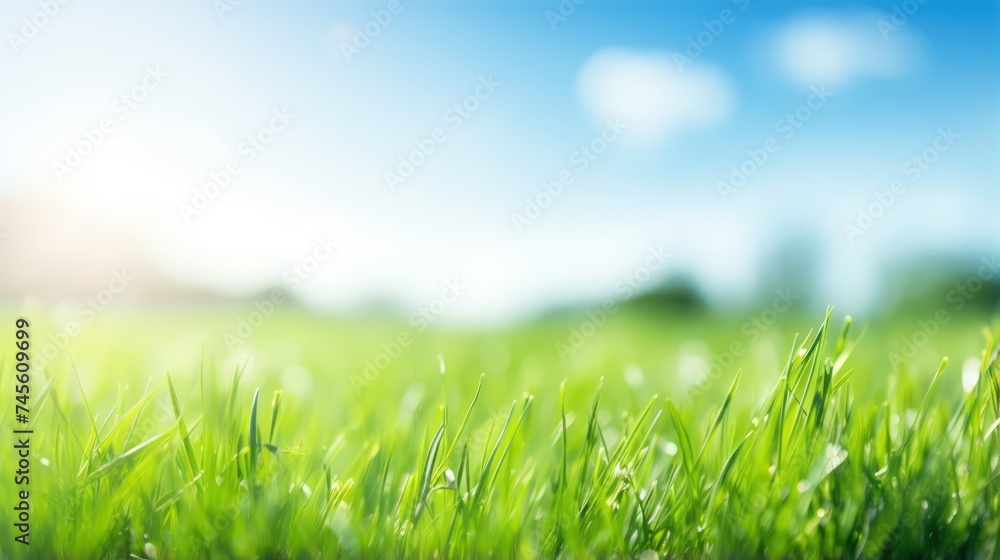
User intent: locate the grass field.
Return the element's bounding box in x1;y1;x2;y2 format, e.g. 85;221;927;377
1;304;998;558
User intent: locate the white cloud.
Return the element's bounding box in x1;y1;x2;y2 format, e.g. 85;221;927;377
577;48;734;147
775;11;920;88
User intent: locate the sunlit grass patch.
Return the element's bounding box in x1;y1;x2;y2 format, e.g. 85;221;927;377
0;310;997;558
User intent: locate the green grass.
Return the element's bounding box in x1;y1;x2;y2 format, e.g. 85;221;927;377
1;306;998;558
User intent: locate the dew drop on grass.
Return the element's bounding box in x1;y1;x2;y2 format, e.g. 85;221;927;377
598;410;611;425
144;543;157;559
957;463;968;478
823;444;848;476
659;440;678;456
961;356;979;393
624;364;643;387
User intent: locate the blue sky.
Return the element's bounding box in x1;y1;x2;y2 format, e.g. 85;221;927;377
0;0;997;321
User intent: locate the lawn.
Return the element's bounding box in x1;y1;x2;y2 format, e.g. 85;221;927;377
0;304;998;558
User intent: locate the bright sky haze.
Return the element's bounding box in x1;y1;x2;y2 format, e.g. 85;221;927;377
0;0;996;321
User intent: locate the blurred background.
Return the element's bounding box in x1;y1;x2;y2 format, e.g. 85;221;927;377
0;0;997;329
3;5;999;556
